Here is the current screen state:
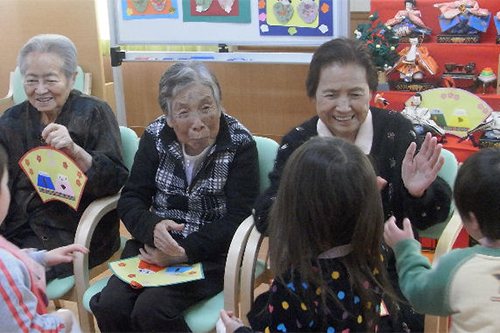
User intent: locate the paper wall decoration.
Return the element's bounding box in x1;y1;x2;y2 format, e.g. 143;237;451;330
109;256;204;288
18;146;87;211
259;0;332;36
184;0;250;22
123;0;179;19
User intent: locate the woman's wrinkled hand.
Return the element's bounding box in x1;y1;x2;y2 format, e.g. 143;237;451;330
138;244;186;267
402;132;444;197
42;123;77;155
41;123;92;171
153;219;186;256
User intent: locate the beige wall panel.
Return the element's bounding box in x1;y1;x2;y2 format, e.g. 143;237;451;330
0;0;105;100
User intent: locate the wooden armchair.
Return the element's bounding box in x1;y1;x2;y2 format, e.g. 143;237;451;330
75;135;280;332
423;209;464;333
45;126;138;324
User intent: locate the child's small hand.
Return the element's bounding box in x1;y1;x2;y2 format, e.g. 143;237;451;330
219;309;245;333
383;216;414;248
45;244;89;266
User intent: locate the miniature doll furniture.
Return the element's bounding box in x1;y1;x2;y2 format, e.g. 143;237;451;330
75;135;280;332
236;148;459;328
0;66;92;113
45;126;138;316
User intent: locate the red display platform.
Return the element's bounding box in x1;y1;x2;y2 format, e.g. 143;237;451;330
370;0;500;111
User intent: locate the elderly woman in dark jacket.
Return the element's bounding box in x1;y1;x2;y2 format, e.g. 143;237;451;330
254;37;452;332
90;61;260;332
0;34;128;280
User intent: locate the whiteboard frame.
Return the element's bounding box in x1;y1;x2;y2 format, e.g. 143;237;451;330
109;0;349;47
107;0;350;126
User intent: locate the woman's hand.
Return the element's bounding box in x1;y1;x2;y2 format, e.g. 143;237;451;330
138;244;187;267
153;219;186;256
45;244;89;266
401;132;444;197
42;123;92;171
383;216;414;248
219;309;245;333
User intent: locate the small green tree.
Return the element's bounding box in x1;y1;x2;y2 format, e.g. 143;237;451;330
354;11;400;71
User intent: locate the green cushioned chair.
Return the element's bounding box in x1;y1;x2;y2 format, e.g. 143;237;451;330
46;126;138;318
77;135;279;332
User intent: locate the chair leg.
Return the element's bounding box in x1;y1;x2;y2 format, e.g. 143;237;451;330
53;299;63;309
78;305;97;333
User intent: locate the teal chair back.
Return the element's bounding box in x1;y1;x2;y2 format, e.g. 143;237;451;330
254;136;279;194
12;66;88;105
119;126;139;171
418;148;459;239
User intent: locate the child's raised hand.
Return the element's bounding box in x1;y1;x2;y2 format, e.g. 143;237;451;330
45;244;89;266
383;216;414;248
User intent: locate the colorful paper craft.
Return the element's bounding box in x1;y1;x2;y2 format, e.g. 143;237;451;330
184;0;250;22
109;256;205;288
259;0;332;37
18;146;87;211
419;88;492;137
123;0;179;19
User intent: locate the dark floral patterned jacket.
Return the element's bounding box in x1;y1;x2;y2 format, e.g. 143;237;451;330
0;90;128;278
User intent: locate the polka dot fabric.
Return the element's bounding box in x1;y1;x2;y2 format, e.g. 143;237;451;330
247;258;382;332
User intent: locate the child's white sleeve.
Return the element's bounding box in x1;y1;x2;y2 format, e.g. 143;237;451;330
0;250;66;332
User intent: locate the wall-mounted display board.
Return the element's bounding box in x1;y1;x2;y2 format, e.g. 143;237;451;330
108;0;349;47
107;0;349;126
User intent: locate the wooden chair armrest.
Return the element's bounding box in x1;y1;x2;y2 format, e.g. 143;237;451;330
424;210;463;333
432;210;463;267
0;72;14;114
73;193;120;303
240;224;267;326
83;73;92;96
224;215;256;315
104;82;116;113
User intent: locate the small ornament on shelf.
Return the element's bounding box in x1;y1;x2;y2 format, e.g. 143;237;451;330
477;67;497;94
441;61;477;91
354;11;400;72
433;0;492;43
385;0;432;42
463;111;500;147
401;92;446;142
385;32;440;91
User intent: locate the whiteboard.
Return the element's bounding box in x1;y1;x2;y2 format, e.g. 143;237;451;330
108;0;349;47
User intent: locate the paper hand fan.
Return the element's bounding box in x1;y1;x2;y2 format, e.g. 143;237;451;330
18;146;87;210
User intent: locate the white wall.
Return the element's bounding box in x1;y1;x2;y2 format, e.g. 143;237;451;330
350;0;370;11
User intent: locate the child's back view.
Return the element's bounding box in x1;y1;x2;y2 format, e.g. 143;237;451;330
220;136;395;332
384;147;500;332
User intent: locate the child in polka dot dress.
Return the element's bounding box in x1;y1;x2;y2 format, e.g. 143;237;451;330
220;137;395;332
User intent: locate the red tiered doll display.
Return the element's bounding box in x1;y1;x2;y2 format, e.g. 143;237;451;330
370;0;500;163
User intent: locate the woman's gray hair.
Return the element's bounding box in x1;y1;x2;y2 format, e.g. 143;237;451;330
158;61;222;118
18;34;78;80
